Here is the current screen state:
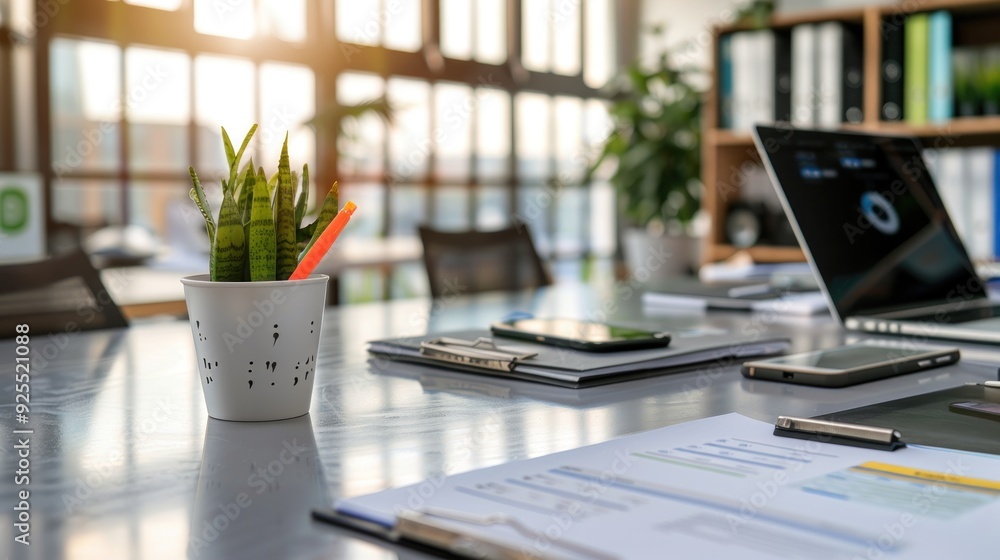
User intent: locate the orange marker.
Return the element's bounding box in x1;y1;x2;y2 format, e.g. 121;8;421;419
289;201;357;280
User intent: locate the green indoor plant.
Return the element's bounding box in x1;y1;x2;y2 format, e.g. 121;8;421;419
181;125;346;421
589;34;704;276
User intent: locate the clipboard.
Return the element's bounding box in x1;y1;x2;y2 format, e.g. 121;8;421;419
368;328;791;388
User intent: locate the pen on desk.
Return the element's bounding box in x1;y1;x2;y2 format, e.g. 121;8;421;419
289;201;357;280
984;381;1000;388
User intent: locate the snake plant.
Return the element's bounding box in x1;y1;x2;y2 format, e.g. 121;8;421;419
188;125;340;282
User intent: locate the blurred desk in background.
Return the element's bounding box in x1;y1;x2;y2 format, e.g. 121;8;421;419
103;237;424;318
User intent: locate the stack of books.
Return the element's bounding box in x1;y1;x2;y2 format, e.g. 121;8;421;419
925;147;1000;262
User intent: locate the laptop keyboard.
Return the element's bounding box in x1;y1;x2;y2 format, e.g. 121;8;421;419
904;305;1000;324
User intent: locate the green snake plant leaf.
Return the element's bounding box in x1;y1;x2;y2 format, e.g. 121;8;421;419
187;167;216;245
248;169;277;281
274;134;297;280
211;190;246;282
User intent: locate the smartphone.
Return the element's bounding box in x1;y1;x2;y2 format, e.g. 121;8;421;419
490;318;671;352
949;401;1000;422
740;343;960;387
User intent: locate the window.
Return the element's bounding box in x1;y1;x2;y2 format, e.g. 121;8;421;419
37;0;621;303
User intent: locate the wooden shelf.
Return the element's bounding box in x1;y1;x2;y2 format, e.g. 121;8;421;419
701;0;1000;265
705;244;805;264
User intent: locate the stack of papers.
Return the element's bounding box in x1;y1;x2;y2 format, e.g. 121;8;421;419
641;278;830;316
330;413;1000;559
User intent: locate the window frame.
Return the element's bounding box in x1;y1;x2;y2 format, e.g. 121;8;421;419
27;0;632;299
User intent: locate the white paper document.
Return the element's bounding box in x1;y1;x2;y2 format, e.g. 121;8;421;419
335;413;1000;559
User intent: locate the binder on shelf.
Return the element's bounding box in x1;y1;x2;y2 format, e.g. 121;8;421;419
881;17;906;121
967;147;995;260
754;30;776;127
842;23;864;124
731;31;754;130
928;10;953;122
773;29;793;123
904;12;929;125
816;22;843;128
718;34;734;129
367;328;790;388
993;149;1000;257
791;24;817;126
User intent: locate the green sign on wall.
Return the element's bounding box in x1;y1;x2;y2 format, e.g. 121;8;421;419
0;174;44;261
0;187;30;233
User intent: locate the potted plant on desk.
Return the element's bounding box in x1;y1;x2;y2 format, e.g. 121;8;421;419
181;125;357;421
588;34;704;278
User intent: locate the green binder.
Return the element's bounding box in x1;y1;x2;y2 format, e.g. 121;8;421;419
904;13;930;125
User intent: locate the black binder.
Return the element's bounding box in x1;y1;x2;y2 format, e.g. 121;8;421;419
842;23;864;123
881;16;906;121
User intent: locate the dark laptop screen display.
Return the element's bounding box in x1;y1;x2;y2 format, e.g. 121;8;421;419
755;126;983;318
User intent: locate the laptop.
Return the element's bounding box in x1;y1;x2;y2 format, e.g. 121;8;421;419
753;125;1000;344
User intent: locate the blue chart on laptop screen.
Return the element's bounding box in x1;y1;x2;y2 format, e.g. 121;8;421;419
757;128;982;317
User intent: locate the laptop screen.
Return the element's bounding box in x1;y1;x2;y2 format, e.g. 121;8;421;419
753;126;984;318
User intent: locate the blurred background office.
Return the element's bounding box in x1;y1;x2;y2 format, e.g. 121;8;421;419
0;0;942;307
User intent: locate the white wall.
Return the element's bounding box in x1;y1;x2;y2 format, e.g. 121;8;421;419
639;0;898;69
639;0;745;69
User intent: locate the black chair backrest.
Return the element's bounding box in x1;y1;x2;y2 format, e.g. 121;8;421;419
417;225;551;299
0;249;129;338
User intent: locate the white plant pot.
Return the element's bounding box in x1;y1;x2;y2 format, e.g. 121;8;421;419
622;228;702;281
180;274;328;422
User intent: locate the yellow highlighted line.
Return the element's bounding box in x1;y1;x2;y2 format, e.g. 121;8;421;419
855;461;1000;493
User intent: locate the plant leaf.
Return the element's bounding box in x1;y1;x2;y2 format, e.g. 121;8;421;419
274;134;298;280
188;167;216;244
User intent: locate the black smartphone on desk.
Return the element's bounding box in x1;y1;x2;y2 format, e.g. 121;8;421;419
490;318;671;352
741;343;960;387
949;401;1000;421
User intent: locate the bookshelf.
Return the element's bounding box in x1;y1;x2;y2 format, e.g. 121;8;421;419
702;0;1000;264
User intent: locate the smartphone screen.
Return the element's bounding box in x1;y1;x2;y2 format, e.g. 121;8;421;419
491;318;670;351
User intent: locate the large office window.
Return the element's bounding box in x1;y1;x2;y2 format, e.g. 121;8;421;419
36;0;621;302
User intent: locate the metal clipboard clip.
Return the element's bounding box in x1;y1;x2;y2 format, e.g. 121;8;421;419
419;337;538;373
774;415;907;451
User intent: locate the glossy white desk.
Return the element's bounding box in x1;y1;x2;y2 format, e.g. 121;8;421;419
1;283;996;559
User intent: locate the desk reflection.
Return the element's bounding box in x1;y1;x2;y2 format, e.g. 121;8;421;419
190;415;327;559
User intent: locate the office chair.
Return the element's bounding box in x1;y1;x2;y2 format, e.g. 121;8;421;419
0;248;129;338
417;225;551;299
